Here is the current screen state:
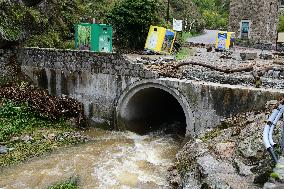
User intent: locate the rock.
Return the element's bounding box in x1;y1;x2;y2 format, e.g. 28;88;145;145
10;136;20;141
260;54;273;60
0;146;8;154
263;183;284;189
214;142;236;159
240;52;258;61
234;158;253;176
167;167;182;188
21;135;33;142
266;100;278;108
197;155;235;176
280;71;284;78
238;121;265;163
47;133;56;140
207;46;213;52
174;110;275;188
197;155;257;189
273;71;280;79
183;173;201;189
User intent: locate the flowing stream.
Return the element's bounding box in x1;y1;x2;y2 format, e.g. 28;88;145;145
0;128;180;189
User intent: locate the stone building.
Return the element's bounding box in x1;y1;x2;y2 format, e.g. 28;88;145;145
229;0;280;46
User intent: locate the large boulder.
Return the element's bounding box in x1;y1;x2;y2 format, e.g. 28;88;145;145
171;110;276;189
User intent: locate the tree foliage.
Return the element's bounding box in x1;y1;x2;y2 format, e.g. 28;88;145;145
279;13;284;32
0;0;85;48
170;0;204;33
107;0;161;49
0;0;231;49
191;0;230;30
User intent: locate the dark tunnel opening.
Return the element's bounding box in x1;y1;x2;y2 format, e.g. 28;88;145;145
123;88;187;136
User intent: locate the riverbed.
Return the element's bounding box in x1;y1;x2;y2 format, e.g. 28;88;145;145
0;128;180;189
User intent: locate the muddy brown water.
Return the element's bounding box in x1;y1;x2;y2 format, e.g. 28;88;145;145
0;128;180;189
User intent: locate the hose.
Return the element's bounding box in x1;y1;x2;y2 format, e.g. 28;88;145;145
281;116;284;154
263;104;284;163
269;105;284;147
263;108;279;149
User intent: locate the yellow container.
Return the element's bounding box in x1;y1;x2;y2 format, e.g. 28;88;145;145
145;25;176;54
216;31;235;50
161;29;176;54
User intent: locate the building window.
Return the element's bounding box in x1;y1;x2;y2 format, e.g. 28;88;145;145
281;0;284;7
240;20;251;39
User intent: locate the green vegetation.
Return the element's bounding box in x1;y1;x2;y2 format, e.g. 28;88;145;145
175;32;199;60
176;48;192;60
200;121;231;142
191;0;230;30
48;177;79;189
107;0;161;49
169;0;204;33
0;0;84;48
0;100;86;167
181;32;194;42
0;0;230;49
279;14;284;32
270;172;280;179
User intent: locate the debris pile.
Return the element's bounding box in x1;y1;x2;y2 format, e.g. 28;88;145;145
184;42;211;48
139;45;284;88
0;85;86;126
144;63;181;78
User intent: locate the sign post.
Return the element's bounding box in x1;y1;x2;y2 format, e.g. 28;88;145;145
173;18;183;39
173;18;183;32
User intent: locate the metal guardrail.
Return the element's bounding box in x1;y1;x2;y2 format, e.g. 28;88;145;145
263;102;284;162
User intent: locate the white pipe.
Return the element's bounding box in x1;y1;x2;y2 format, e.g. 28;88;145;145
264;124;272;149
281;115;284;153
263;107;281;149
269;105;284;146
268;109;280;124
263;103;284;162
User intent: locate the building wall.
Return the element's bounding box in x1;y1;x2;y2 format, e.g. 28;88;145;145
229;0;280;45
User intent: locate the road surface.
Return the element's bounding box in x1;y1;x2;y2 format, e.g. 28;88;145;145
187;30;219;44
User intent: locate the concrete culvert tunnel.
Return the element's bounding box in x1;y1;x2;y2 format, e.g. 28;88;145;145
119;87;187;136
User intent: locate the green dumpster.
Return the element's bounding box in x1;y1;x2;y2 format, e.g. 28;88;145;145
75;23;113;53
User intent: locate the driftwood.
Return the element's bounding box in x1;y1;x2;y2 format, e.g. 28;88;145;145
174;61;254;73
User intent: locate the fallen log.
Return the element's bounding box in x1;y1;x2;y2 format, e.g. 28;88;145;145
174;61;255;73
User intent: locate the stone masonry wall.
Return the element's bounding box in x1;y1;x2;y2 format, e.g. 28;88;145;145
0;49;17;84
229;0;279;45
19;48;157;79
19;47;157;128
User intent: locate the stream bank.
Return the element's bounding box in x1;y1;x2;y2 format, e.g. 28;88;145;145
169;102;280;189
0;99;89;168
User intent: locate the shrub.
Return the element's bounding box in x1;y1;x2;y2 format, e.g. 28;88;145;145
107;0;160;49
279;14;284;32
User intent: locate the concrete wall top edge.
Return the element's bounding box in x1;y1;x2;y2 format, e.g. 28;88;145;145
158;78;284;94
